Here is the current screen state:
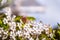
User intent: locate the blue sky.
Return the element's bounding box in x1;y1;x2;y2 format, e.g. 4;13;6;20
27;0;60;28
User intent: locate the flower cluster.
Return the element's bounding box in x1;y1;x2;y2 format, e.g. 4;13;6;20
2;15;53;40
0;7;53;40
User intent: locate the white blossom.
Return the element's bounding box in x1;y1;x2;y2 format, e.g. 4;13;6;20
6;16;11;21
3;18;8;24
42;38;46;40
49;33;53;38
29;37;34;40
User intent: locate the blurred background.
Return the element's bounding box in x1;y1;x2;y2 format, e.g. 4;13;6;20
38;0;60;29
24;0;60;29
36;0;60;28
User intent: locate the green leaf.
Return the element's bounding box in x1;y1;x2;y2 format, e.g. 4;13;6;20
16;36;23;40
49;28;52;33
0;0;2;2
27;17;36;21
57;23;60;27
3;24;9;31
0;19;3;27
55;29;60;39
16;36;20;40
51;38;56;40
0;13;6;19
0;19;2;25
21;24;25;29
57;30;60;35
14;16;22;22
38;34;47;40
16;27;20;31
